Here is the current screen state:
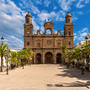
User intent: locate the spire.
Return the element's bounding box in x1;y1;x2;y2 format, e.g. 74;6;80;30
68;11;69;14
28;11;29;14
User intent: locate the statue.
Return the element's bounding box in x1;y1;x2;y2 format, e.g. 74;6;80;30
48;19;50;22
45;19;46;23
51;19;53;23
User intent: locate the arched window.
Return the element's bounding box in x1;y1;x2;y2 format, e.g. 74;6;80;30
57;43;61;47
69;42;70;45
69;32;70;35
46;29;51;34
27;19;29;23
27;42;29;45
37;43;40;47
68;19;70;23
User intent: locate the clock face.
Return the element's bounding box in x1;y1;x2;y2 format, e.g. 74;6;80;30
47;40;51;46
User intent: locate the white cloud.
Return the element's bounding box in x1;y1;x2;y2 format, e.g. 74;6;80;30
44;0;51;7
0;0;26;49
20;0;40;14
72;17;78;21
58;0;75;11
53;6;57;10
77;11;84;14
85;0;89;3
74;28;88;42
76;0;85;8
36;0;42;4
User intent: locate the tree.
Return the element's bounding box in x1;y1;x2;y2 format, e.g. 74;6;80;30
59;45;67;64
0;44;8;72
73;47;82;68
26;48;34;64
8;52;17;68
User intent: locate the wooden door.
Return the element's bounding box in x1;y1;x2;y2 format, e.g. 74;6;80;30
37;57;41;64
47;57;51;63
57;58;60;64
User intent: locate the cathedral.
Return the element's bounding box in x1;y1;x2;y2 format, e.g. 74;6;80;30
23;11;74;64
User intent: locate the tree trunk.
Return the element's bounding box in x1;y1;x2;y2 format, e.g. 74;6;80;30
77;59;80;69
1;55;3;72
86;58;89;67
63;51;65;64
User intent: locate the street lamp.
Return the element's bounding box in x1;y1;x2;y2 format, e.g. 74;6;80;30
61;55;62;66
5;49;10;75
1;37;4;45
80;47;84;75
22;53;24;69
85;36;89;45
67;52;69;68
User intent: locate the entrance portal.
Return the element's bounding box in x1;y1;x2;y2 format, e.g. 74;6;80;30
36;54;41;64
56;53;62;64
45;52;53;64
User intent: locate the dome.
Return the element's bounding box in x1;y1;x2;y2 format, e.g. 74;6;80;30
26;11;32;17
66;11;71;17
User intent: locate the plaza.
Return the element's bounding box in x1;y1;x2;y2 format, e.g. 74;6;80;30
0;64;90;90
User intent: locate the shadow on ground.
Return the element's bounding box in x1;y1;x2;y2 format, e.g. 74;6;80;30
47;81;90;88
56;65;90;80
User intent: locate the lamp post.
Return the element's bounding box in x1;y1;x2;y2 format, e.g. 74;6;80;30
5;49;10;75
61;55;62;66
1;37;4;72
80;47;84;75
85;36;89;45
67;52;69;68
22;53;24;69
1;37;4;45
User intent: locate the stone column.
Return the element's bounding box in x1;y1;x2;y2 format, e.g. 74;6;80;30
53;50;56;64
42;51;45;64
34;53;36;64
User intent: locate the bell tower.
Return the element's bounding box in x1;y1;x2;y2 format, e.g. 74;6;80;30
64;11;74;49
64;11;74;36
24;11;33;48
44;19;54;35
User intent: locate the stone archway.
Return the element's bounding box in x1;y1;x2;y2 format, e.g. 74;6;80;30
45;52;53;64
56;53;62;64
36;53;41;64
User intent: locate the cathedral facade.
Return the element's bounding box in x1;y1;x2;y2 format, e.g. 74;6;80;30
23;11;74;64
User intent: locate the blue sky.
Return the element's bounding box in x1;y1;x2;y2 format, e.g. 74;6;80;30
0;0;90;49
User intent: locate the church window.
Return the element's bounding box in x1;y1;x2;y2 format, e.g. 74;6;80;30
46;29;51;34
57;43;60;47
68;19;70;23
27;42;29;45
37;43;40;47
27;28;29;30
27;32;29;34
69;42;70;45
27;19;29;23
69;32;70;35
69;28;70;30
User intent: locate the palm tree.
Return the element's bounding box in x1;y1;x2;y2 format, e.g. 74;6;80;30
8;52;17;68
0;44;8;72
73;47;82;68
26;48;34;64
16;51;23;67
59;45;67;64
83;45;90;68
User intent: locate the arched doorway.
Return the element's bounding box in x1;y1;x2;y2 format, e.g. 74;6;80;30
45;52;53;64
36;54;41;64
56;53;62;64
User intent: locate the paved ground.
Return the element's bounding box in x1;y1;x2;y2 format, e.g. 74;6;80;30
0;64;90;90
